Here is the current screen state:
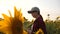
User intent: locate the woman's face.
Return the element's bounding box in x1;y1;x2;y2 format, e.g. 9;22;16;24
31;12;37;18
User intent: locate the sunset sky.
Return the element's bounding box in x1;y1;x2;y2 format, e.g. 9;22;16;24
0;0;60;21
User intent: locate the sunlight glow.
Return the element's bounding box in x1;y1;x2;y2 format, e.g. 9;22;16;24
0;0;60;21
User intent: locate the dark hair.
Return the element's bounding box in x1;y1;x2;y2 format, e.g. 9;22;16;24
37;10;40;15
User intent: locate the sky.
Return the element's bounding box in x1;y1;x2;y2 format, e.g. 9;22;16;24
0;0;60;21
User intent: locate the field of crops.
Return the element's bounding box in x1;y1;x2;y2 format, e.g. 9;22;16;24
0;7;60;34
23;18;60;34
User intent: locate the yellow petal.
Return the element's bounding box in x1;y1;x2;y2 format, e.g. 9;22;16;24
19;9;24;23
14;6;20;18
8;10;12;18
2;14;11;24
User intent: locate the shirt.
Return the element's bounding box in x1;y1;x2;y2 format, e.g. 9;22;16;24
31;15;47;34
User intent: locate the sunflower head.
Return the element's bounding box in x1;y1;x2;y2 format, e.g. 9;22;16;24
0;6;24;34
35;28;44;34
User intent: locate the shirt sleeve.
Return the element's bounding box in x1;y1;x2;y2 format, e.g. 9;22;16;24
38;19;47;34
32;19;43;32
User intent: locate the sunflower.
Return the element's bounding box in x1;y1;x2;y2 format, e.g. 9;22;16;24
35;28;44;34
0;6;24;34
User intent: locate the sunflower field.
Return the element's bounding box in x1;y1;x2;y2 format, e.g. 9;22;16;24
0;7;60;34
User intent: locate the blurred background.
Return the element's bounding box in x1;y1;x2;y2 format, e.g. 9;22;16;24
0;0;60;34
